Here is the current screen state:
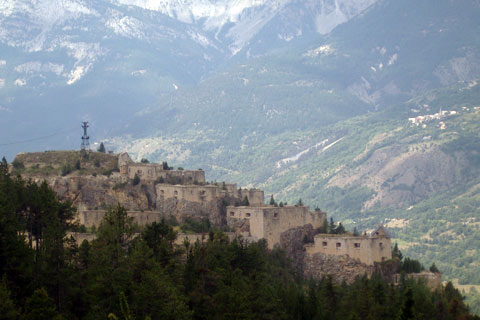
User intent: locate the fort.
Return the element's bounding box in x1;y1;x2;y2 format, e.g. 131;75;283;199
305;225;392;265
13;150;407;283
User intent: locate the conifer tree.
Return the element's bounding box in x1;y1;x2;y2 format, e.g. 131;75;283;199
269;195;275;206
97;142;106;153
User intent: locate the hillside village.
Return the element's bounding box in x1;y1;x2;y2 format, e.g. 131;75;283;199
11;150;440;285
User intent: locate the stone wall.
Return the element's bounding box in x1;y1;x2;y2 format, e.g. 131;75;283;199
78;210;163;228
156;184;219;203
127;164;164;180
392;272;443;289
226;206;326;248
238;188;265;206
306;234;392;265
126;164;206;184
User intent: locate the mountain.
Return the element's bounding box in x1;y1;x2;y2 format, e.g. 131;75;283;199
2;0;480;311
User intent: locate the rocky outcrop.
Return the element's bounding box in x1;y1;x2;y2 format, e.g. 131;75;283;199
279;225;316;273
44;175;156;211
158;198;225;225
303;253;376;284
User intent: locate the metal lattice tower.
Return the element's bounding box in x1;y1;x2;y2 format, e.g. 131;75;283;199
81;122;90;150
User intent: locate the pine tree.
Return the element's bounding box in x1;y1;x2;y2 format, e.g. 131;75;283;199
353;227;359;236
269;195;275;206
0;279;19;320
132;174;140;186
329;218;336;234
23;288;61;320
392;243;403;261
97;142;106;153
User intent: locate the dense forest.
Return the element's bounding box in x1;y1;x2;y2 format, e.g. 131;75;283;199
0;158;478;319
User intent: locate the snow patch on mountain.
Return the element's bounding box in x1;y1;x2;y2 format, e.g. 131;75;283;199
67;64;91;85
276;139;329;168
14;78;26;86
106;9;146;38
15;62;64;75
315;0;376;34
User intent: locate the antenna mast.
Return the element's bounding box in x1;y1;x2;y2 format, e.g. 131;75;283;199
81;122;90;150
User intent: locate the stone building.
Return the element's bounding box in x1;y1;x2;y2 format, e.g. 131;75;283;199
226;205;326;248
305;225;392;265
118;152;206;184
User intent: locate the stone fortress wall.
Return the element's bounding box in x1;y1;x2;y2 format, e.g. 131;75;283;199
119;152;206;184
226;206;326;249
78;210;163;228
305;232;392;265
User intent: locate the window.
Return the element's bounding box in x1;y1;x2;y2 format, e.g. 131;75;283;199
230;212;235;217
174;191;178;196
379;242;384;249
273;213;278;218
246;213;251;217
354;243;361;248
322;241;328;247
336;242;341;248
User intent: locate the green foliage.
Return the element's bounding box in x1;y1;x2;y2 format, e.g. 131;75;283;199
23;288;62;320
60;164;72;176
0;279;19;320
132;174;140;186
180;217;211;234
241;196;249;206
429;263;440;273
400;258;425;274
392;243;403;261
11;159;24;169
75;160;81;170
162;162;172;170
269;194;276;206
97;142;106;153
140;158;149;164
113;182;127;190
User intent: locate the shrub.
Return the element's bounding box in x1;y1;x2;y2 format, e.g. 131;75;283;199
132;174;140;186
12;159;24;169
61;164;72;176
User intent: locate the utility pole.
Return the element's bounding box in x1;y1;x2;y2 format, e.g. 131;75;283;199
81;122;90;150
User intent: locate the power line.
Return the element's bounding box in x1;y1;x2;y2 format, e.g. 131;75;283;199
0;127;78;146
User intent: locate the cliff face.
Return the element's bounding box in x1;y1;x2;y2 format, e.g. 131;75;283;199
46;175;156;211
328;143;474;209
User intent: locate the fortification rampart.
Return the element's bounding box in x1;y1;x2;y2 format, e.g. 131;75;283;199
156;184;220;203
237;188;265;206
306;233;392;265
392;272;442;289
79;210;163;228
226;206;326;248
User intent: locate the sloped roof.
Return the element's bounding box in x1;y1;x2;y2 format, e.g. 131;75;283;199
370;225;391;238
